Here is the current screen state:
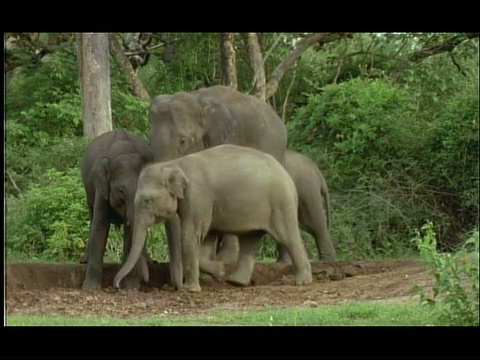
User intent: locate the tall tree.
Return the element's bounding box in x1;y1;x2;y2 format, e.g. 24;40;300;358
79;33;113;139
242;33;266;100
219;33;238;89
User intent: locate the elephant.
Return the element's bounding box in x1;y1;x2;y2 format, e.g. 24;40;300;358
113;144;313;292
216;149;337;263
80;129;153;289
148;85;288;289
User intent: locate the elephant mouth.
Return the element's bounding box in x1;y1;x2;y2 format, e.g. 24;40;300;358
154;212;174;223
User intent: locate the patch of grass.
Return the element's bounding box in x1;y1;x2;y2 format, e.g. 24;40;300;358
6;301;452;326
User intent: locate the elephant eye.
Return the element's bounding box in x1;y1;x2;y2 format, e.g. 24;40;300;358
116;187;125;198
178;136;188;148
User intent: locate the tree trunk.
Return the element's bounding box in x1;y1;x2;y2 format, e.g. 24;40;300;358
109;33;151;102
81;33;113;139
242;33;266;101
219;33;238;89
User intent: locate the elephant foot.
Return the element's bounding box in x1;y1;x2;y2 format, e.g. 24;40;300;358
199;272;213;281
199;260;226;280
225;270;252;287
183;282;201;292
121;274;142;290
293;271;313;286
319;255;337;262
82;278;102;289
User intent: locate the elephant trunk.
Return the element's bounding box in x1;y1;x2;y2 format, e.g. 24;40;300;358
114;217;148;288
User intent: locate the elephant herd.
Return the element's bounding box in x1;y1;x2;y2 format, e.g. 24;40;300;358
80;85;337;292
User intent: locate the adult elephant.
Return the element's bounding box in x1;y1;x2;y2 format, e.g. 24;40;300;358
217;149;337;263
148;85;288;290
81;129;153;289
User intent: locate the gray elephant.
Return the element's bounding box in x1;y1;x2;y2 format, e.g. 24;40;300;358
217;149;337;263
81;129;153;289
148;85;288;289
113;145;313;292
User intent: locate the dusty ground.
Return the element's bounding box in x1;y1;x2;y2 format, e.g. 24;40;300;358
5;260;435;319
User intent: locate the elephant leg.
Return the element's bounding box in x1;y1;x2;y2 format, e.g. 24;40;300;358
225;233;261;286
165;215;183;290
276;244;292;263
216;234;240;263
181;221;201;292
79;203;94;264
82;199;109;289
273;225;312;286
299;194;336;261
199;234;226;279
120;225;149;289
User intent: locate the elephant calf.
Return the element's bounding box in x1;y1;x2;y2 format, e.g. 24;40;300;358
113;144;313;292
81;129;153;289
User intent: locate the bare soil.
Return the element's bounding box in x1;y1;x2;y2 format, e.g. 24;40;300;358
5;260;435;319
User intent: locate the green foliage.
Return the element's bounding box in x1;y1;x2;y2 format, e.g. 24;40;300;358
7;168;89;261
7;44;82;142
103;226;170;264
289;78;419;187
412;222;479;326
139;33;220;95
6;136;90;197
288;63;479;254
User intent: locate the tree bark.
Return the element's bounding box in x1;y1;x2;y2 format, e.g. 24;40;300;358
242;33;266;101
109;33;151;102
219;33;238;89
81;33;113;139
265;33;352;100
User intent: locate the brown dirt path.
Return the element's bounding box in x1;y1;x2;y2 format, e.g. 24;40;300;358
5;260;434;319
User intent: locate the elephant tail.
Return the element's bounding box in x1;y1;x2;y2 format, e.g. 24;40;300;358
113;219;148;288
319;171;331;229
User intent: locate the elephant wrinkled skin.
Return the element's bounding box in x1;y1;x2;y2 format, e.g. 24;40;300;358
148;85;288;289
81;129;153;289
217;149;337;263
113;145;313;292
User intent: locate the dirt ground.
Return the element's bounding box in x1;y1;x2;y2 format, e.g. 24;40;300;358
5;260;435;319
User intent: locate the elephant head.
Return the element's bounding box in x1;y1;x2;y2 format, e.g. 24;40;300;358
113;164;189;288
91;152;151;226
149;92;234;162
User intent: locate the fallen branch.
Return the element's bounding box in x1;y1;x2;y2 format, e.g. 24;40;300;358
6;170;21;194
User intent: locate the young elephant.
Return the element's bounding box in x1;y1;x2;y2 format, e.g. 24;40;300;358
81;129;153;289
285;150;336;261
113;144;313;292
217;150;337;263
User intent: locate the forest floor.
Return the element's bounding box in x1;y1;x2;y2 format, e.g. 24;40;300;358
6;260;434;319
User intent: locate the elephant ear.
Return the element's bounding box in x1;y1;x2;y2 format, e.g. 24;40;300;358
166;166;189;199
200;97;234;148
91;157;111;200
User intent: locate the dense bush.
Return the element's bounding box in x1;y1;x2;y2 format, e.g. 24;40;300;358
7;168;89;260
287;73;478;255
